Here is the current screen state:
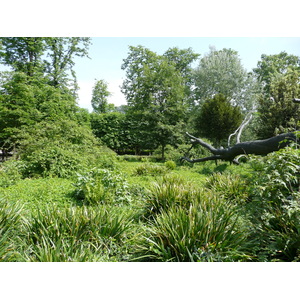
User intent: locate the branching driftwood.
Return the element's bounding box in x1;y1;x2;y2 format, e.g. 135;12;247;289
181;98;299;165
181;132;297;165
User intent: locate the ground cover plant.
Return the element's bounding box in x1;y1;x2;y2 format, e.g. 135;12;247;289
0;144;299;262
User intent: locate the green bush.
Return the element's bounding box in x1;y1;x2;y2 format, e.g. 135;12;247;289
0;160;24;187
144;174;200;217
164;160;176;170
205;172;249;204
246;146;300;261
135;195;249;262
73;168;131;206
133;163;167;176
16;119;117;178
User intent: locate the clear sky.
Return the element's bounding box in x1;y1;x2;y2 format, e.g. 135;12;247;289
74;37;300;111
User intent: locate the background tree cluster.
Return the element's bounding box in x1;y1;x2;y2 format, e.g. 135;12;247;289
1;37;299;162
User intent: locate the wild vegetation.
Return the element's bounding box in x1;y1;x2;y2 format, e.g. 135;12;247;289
0;38;299;262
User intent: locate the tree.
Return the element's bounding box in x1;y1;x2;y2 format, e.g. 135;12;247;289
193;46;258;110
193;93;243;147
91;79;112;113
256;68;300;138
44;37;91;92
0;37;91;93
163;47;200;107
253;51;300;95
0;37;45;77
121;45;187;159
0;71;79;150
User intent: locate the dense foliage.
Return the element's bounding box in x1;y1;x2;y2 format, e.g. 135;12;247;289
0;37;300;262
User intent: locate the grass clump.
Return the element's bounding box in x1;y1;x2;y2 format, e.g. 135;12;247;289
135;195;249;262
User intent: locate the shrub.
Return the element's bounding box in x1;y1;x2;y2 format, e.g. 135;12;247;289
0;160;24;187
135;195;249;262
246;146;300;261
133;163;167;176
164;160;176;170
205;172;249;204
143;174;200;217
73;168;131;205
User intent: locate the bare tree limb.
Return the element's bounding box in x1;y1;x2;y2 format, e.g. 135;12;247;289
228;112;253;147
181;132;297;164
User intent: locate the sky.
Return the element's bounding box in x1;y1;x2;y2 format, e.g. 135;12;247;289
74;37;300;111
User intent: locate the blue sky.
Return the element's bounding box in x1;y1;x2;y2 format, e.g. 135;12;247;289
74;37;300;111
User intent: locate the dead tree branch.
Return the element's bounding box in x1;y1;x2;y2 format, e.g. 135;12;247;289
181;132;297;165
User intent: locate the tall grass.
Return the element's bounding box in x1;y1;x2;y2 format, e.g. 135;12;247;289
135;175;250;261
20;204;133;262
0;198;24;261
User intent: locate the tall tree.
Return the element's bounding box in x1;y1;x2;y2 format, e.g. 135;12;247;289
256;68;300;138
91;79;112;113
121;45;187;159
44;37;91;92
253;51;300;95
0;37;45;77
163;47;200;107
193;46;258;111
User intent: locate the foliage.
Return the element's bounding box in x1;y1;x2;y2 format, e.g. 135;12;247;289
73;168;131;206
205;172;249;204
256;68;300;138
21;204;133;262
193;93;243;146
0;198;23;261
253;51;300;95
135;193;248;262
0;37;91;91
133;163;167;177
0;159;24;187
16;119;116;178
121;45;189;159
91;79;113;113
0;71;79;149
164;160;176;170
193;46;259;110
247;146;300;261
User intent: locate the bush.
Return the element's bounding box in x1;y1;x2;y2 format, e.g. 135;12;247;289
164;160;176;170
133;163;167;176
143;174;199;217
246;146;300;261
16;119;117;178
205;172;249;204
0;198;23;261
0;160;24;187
73;168;131;206
135;195;249;262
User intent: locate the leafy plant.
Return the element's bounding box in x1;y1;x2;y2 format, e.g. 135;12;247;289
135;195;249;262
22;204;133;262
133;163;167;176
73;168;131;205
0;198;24;261
205;172;249;204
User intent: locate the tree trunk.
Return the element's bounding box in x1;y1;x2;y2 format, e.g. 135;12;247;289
181;132;298;165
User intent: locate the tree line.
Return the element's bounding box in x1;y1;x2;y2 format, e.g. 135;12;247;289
1;38;299;161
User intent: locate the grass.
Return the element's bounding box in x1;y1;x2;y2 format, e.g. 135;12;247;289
1;149;299;262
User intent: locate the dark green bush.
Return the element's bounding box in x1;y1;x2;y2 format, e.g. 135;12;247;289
247;146;300;261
